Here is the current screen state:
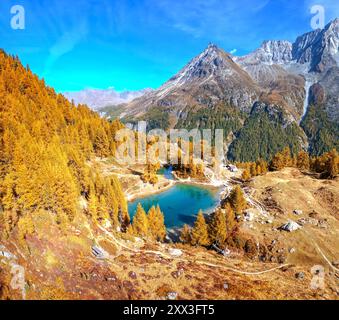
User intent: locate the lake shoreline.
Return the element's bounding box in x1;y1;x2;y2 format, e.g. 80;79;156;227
128;170;225;230
127;173;224;204
126;178;176;202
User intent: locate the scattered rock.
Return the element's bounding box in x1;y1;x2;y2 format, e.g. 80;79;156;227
123;280;134;291
297;218;307;225
105;276;117;282
223;248;231;256
289;247;296;253
297;217;319;226
280;220;301;232
281;265;291;272
309;218;318;226
293;210;303;215
128;271;137;280
295;272;305;280
0;250;17;260
309;211;320;218
91;246;109;259
168;248;183;257
236;215;242;222
277;255;287;264
167;292;178;300
317;219;328;228
171;271;181;279
223;282;229;290
103;219;112;229
244;210;255;222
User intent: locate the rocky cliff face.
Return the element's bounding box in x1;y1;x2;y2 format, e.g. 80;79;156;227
237;40;293;66
292;18;339;72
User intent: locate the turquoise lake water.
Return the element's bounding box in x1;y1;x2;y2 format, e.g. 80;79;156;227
128;181;221;228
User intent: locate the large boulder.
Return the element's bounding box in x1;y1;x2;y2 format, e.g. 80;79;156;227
280;220;301;232
168;248;183;257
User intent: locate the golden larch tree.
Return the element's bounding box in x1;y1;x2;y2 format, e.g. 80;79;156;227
191;210;210;246
180;224;191;244
209;209;227;245
229;185;247;214
132;203;149;238
147;205;166;242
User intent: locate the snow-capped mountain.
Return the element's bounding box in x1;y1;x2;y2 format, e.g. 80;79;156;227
122;43;260;120
64;88;152;110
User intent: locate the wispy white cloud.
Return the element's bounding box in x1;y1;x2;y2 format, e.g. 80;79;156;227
44;21;88;75
41;1;89;76
154;0;270;37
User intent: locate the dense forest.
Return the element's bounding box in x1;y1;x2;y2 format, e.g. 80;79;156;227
227;104;306;162
301;103;339;156
175;104;244;137
0;50;129;238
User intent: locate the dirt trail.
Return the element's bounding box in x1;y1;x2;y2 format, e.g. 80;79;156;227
97;225;291;276
301;229;339;272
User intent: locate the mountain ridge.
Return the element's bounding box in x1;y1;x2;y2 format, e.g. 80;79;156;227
97;18;338;160
64;88;153;111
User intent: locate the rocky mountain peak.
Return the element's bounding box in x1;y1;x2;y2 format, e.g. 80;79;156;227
322;18;339;55
167;43;235;85
236;40;292;66
121;43;259;116
292;18;338;72
205;42;219;52
259;40;293;64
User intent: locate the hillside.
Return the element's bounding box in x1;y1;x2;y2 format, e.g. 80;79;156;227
1;165;338;300
0;49;129;245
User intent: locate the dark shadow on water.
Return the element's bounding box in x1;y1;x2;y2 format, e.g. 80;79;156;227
177;214;196;225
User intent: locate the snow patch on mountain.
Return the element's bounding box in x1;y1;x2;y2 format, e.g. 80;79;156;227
155;44;236;100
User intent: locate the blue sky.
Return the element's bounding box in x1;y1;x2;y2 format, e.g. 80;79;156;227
0;0;338;92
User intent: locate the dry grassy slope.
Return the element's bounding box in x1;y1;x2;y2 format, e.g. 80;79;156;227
245;168;338;282
1;168;338;300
